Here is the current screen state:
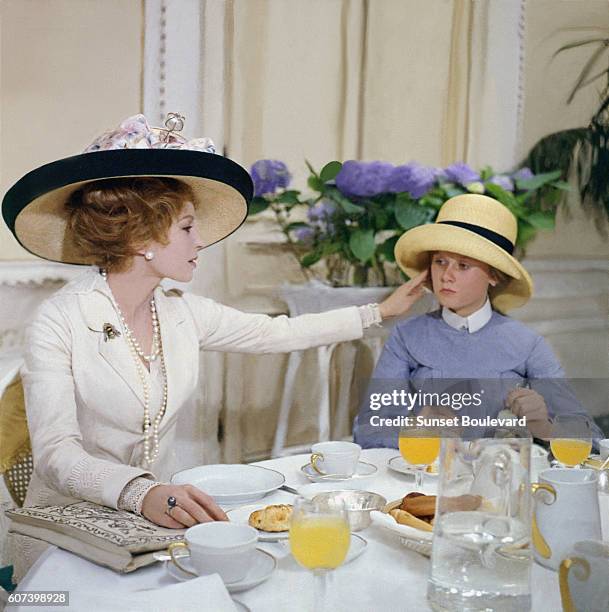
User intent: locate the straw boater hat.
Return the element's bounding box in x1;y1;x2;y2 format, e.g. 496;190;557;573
394;194;533;313
1;113;253;265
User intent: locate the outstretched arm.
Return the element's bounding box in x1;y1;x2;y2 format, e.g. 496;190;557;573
186;271;428;354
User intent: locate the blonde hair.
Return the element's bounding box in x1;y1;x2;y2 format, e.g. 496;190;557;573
65;177;196;272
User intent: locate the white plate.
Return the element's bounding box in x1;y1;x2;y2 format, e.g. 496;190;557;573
165;548;276;593
170;464;285;504
226;504;290;541
387;455;439;481
300;460;378;483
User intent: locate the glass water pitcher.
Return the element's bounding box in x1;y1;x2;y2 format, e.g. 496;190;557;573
427;435;533;612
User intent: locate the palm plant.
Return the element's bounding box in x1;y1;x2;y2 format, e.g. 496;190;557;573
525;28;609;232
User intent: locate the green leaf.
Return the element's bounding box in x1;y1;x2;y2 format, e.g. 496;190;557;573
276;190;301;204
378;235;399;262
307;175;325;192
552;181;572;192
442;184;466;198
484;183;522;215
527;211;556;230
515;170;562;191
320;161;342;183
321;242;342;257
395;196;430;230
301;251;322;267
285;222;309;231
326;188;365;214
349;229;376;263
479;166;494;181
373;208;391;230
249;197;269;215
517;220;537;246
420;195;444;208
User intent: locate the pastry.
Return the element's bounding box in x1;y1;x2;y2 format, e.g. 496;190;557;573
248;504;293;532
400;493;437;517
389;508;434;532
437;494;482;513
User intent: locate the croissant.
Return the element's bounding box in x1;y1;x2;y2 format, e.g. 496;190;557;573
248;504;293;532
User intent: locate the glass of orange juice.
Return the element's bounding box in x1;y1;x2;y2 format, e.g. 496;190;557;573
399;427;441;487
550;414;593;467
290;496;350;611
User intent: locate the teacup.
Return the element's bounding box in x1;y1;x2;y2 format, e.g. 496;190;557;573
560;540;609;612
168;522;258;583
532;468;601;570
310;441;361;477
598;438;609;461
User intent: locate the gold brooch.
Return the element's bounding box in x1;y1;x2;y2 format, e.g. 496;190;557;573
103;323;121;341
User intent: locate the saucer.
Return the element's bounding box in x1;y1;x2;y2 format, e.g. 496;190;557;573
226;503;289;542
300;460;378;482
387;455;439;481
165;548;276;593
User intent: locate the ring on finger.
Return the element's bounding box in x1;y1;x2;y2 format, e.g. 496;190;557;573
166;504;195;526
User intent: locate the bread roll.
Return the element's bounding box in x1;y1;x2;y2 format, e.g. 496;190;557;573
401;495;436;517
389;508;434;532
437;494;482;513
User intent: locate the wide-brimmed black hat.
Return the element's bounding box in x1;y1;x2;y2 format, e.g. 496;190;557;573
2;114;253;264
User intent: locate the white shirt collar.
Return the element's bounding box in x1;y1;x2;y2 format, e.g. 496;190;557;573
441;298;492;333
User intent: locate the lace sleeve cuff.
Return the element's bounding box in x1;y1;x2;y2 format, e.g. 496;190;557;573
117;476;162;515
358;303;383;329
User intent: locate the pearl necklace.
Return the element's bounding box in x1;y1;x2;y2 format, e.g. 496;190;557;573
100;269;168;466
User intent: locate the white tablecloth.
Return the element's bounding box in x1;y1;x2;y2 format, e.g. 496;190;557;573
13;449;564;612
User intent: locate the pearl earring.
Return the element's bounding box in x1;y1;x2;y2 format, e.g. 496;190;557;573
144;251;155;261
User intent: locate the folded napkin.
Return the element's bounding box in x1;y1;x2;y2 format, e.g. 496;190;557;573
6;502;186;573
82;574;237;612
370;510;433;542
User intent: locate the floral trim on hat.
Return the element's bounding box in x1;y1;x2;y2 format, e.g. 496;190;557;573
83;114;216;155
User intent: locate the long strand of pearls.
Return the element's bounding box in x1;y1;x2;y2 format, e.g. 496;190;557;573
100;269;167;466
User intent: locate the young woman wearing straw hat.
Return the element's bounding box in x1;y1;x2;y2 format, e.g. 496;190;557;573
1;114;427;545
354;193;603;448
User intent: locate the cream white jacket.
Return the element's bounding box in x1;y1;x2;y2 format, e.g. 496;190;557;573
22;269;364;509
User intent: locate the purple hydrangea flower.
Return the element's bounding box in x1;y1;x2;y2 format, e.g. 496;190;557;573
385;163;437;198
250;160;291;196
293;227;315;244
487;175;514;192
335;160;394;197
443;162;481;186
408;163;439;198
512;167;535;182
307;200;336;222
385;164;414;194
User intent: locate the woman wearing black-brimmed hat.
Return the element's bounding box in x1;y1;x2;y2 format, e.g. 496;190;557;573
2;114;427;571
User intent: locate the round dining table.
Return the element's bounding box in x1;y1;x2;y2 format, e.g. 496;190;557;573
12;448;568;611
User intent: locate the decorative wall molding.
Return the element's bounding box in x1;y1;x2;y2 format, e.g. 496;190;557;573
0;261;82;288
